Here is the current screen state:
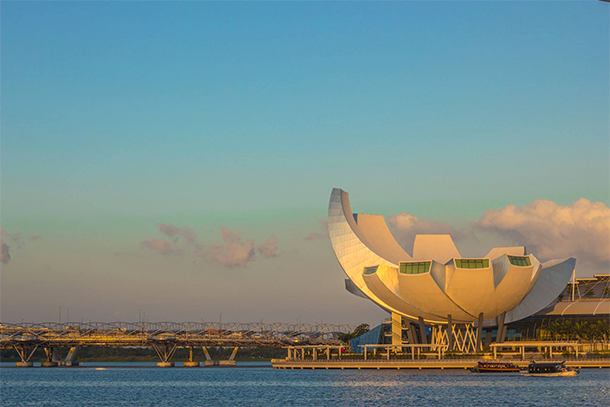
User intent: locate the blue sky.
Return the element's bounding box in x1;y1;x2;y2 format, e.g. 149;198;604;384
1;1;608;324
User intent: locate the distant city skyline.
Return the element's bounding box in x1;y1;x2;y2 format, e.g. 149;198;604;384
1;1;608;325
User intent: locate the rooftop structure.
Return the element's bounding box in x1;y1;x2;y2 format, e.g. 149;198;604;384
328;188;577;328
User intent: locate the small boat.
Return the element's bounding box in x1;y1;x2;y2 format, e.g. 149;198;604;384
519;361;580;377
469;361;520;373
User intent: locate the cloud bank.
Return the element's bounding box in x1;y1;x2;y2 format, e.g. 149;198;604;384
0;227;41;264
158;223;201;250
142;224;279;267
477;198;609;268
141;239;184;256
205;227;255;267
257;234;278;259
304;218;329;241
1;242;10;264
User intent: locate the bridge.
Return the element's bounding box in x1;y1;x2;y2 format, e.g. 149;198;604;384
1;321;355;367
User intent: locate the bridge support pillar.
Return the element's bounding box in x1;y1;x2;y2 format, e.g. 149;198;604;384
13;345;38;367
219;347;238;366
59;347;80;366
201;346;238;367
152;344;177;367
183;346;200;367
41;348;59;367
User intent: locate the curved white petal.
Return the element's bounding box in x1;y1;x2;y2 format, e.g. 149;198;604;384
444;261;499;318
485;246;525;260
362;266;445;322
327;188;407;315
397;261;475;322
492;255;535;316
412;235;460;263
505;258;576;323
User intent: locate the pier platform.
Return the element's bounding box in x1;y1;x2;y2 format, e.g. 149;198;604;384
271;359;610;370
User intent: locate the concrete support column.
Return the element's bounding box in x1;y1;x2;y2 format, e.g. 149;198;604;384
520;345;525;361
447;315;454;351
497;312;506;344
493;346;497;360
476;313;484;352
391;312;402;346
484;331;492;351
14;345;37;367
184;347;200;367
42;348;58;367
326;347;330;361
313;348;317;360
418;317;428;348
407;323;417;344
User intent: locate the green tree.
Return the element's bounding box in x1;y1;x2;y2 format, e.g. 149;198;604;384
338;323;371;344
573;321;589;340
560;320;574;341
546;320;561;341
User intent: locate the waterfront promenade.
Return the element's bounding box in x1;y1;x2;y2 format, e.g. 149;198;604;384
271;357;610;370
272;341;610;370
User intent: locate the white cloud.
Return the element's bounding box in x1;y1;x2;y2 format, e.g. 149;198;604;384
257;234;278;259
141;239;184;256
477;198;610;268
158;223;201;250
1;242;10;264
205;227;256;267
304;218;329;241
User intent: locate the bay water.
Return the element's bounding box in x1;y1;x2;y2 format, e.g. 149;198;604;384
1;362;609;406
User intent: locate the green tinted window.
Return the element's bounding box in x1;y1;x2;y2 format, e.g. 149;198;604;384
399;262;431;274
364;266;378;275
455;259;489;269
508;256;531;266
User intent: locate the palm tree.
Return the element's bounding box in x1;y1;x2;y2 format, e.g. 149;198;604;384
560;320;574;341
546;320;561;341
592;320;610;341
573;321;589;341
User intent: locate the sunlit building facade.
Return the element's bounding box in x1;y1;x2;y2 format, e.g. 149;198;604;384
328;188;578;328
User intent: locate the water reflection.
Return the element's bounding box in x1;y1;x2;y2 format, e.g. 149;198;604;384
1;363;609;407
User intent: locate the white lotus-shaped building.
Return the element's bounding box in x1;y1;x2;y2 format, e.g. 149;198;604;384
328;188;576;327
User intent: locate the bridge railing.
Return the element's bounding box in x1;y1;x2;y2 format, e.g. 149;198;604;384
0;322;356;348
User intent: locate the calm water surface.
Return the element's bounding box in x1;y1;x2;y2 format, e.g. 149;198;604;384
1;363;609;406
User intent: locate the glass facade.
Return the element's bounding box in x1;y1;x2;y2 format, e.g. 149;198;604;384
508;255;531;266
364;266;378;275
455;259;489;269
399;261;431;274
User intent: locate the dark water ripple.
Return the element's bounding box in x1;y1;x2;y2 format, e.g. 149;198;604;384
1;364;609;407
